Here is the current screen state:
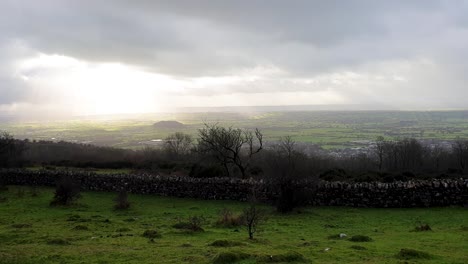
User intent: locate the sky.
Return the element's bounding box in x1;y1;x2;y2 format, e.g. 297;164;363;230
1;0;468;119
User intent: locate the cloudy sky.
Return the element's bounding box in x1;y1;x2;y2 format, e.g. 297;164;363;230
1;0;468;118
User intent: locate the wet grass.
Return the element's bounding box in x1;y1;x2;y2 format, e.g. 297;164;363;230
0;186;466;263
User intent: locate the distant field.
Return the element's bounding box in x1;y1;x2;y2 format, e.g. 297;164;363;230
0;186;467;263
2;111;468;149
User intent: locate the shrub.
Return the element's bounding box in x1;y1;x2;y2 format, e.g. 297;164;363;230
11;223;32;228
114;190;130;210
256;251;306;263
72;225;89;231
241;204;267;240
173;216;205;232
212;251;250;264
142;229;161;239
413;223;432;232
397;248;432;259
189;164;224;178
47;238;71;245
349;235;373;242
50;176;81;206
216;208;243;228
350;245;367;250
209;240;244;247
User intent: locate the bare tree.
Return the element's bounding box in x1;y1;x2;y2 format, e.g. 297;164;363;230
0;132;26;168
164;132;193;158
241;204;267;240
374;136;385;171
264;136;317;213
452;139;468;173
197;124;263;178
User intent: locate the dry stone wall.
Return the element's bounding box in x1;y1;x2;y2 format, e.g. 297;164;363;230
1;169;467;207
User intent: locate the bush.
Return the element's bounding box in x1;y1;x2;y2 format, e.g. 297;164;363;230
50;176;81;206
212;251;250;264
350;245;367;250
114;190;130;210
413;224;432;232
256;251;306;263
142;229;161;239
189;164;224;178
11;223;32;228
72;225;89;231
349;235;373;242
47;238;71;245
241;204;267;239
397;248;432;259
215;208;243;228
173;216;205;232
209;240;244;247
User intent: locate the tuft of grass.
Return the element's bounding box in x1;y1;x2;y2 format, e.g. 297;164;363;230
72;225;89;231
327;234;347;240
47;238;71;245
11;223;32;228
172;216;205;232
350;245;367;250
209;240;244;247
256;251;307;263
116;227;131;232
461;226;468;231
349;235;373;242
215;208;243;228
397;248;433;259
212;251;250;264
180;243;193;247
142;229;161;239
413;223;432;232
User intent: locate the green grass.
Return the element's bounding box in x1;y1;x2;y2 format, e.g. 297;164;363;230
0;186;467;263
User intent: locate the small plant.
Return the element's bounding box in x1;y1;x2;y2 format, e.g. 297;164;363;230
216;208;243;228
11;223;32;228
50;176;81;206
47;238;71;245
212;251;250;264
15;187;25;198
114;190;130;210
256;251;306;263
72;225;89;231
142;229;161;239
30;186;39;197
173;215;205;232
209;240;244;247
397;248;432;259
349;235;373;242
350;245;367;250
413;223;432;232
327;234;347;240
241;204;267;240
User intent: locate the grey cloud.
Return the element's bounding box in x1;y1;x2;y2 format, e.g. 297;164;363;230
0;0;468;111
1;0;464;77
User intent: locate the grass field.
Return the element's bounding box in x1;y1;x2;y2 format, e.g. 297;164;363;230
2;111;468;149
0;186;467;263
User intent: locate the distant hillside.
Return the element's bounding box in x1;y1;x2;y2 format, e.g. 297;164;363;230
153;120;185;129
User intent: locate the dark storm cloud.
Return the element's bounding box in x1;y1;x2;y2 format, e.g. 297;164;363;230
1;0;463;76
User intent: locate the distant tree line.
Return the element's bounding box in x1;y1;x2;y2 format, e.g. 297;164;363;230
2;128;468;180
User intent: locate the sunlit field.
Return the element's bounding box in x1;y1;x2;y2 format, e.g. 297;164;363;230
2;111;468;149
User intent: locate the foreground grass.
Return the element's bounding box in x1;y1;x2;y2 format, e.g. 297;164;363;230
0;186;467;264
